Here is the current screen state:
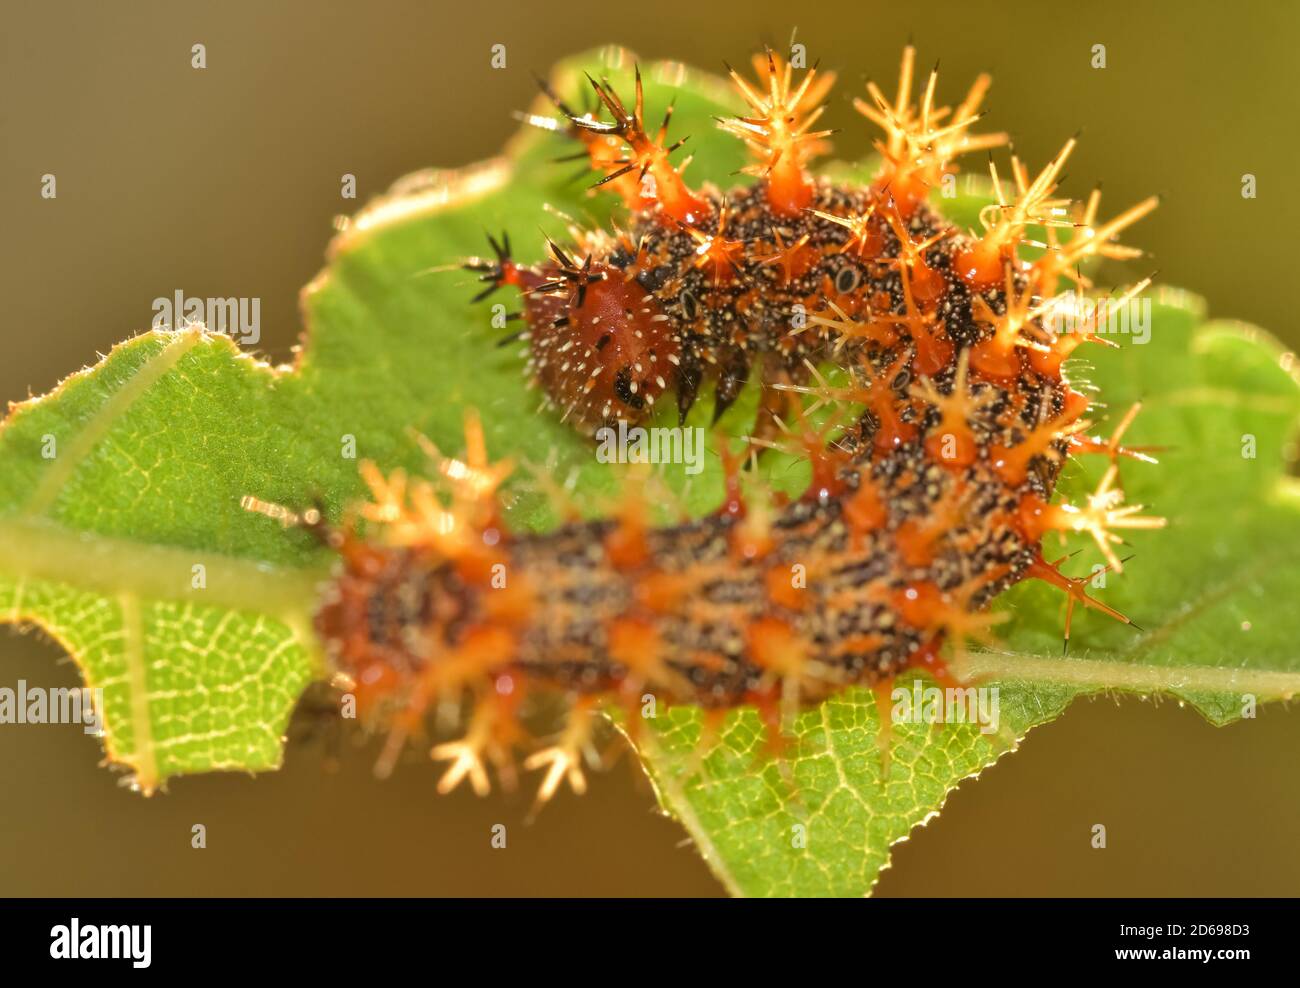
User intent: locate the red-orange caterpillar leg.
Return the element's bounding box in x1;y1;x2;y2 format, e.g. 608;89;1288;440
524;696;598;816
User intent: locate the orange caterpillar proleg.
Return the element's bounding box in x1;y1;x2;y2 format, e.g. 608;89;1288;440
263;49;1167;806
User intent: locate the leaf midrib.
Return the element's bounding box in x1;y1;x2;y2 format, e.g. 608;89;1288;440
0;517;325;622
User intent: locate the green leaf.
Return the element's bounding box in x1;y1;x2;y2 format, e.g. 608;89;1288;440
0;48;746;792
3;48;1297;901
631;292;1300;896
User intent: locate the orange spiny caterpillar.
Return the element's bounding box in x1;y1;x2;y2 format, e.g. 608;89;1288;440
253;48;1167;807
467;48;1155;437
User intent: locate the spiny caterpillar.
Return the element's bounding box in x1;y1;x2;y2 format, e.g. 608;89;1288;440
254;48;1166;808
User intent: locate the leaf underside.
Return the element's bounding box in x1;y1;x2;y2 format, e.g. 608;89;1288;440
2;47;1297;896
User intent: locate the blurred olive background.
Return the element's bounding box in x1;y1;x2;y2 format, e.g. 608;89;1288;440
1;0;1297;897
